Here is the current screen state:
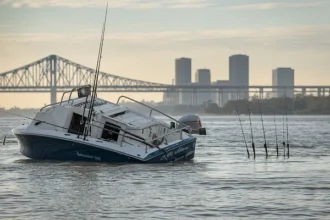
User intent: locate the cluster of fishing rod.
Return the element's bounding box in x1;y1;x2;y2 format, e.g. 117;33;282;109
235;98;290;159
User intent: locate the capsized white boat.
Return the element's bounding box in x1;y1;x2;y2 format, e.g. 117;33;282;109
12;86;196;163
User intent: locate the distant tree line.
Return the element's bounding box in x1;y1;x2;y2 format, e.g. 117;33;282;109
0;106;38;117
2;95;330;117
209;95;330;115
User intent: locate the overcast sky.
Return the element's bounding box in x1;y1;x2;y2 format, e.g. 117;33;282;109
0;0;330;108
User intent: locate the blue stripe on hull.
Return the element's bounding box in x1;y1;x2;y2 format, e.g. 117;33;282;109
14;134;196;163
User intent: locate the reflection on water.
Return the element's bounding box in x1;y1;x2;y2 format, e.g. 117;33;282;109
1;116;330;219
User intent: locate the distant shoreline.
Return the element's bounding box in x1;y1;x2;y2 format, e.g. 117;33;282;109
2;95;330;117
1;110;330;119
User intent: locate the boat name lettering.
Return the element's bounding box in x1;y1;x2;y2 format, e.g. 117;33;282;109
160;145;190;161
76;152;101;161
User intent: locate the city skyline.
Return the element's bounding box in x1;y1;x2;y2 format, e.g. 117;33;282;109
1;0;330;108
175;54;293;86
173;53;295;106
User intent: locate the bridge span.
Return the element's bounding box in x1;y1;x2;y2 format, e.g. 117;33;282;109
1;55;329;104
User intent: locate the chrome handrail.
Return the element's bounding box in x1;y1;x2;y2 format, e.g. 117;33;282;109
145;127;188;144
116;95;189;131
40;85;92;112
62;84;92;104
91;116;190;143
39;98;79;112
40;101;63;112
60;89;75;105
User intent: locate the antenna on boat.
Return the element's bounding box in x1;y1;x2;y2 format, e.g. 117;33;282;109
258;99;268;158
84;2;109;140
234;103;250;158
273;112;279;157
246;98;256;159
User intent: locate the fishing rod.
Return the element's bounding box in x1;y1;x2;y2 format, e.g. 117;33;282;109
246;99;256;158
258;99;268;157
273;112;279;157
282;111;286;156
84;3;109;140
285;94;290;157
286;112;289;158
234;103;250;158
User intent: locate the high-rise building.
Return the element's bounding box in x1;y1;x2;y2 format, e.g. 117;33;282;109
175;57;191;85
195;69;211;84
272;68;295;98
212;80;231;107
229;54;249;99
194;69;211;105
175;57;192;105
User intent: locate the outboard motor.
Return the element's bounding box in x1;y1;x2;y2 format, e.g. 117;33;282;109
177;115;206;135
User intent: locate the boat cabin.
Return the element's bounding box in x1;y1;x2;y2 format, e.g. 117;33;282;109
30;85;190;149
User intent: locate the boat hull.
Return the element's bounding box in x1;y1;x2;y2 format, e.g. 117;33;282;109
14;133;196;163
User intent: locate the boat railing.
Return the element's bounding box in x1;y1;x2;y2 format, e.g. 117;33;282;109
144;127;188;145
40;85;92;112
82;110;190;149
89;115;190;142
83;118;160;149
40;101;64;112
116;95;190;132
125;121;169;132
60;85;91;105
39;98;79;112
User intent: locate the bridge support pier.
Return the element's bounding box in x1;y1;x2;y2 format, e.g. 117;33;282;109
51;87;57;104
302;87;306;97
192;89;196;106
259;88;264;100
50;55;57;104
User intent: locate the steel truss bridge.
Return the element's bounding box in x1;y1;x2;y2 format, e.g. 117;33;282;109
0;55;329;104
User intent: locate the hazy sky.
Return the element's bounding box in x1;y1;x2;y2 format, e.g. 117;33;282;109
1;0;330;108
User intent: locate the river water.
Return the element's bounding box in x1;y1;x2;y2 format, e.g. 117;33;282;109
0;115;330;219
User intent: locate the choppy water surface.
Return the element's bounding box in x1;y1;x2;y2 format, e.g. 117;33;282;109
1;115;330;219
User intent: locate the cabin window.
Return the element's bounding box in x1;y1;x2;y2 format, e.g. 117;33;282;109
68;113;86;135
101;122;121;142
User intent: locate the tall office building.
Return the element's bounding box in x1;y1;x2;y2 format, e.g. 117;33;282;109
272;68;295;98
194;69;211;105
212;80;231;107
175;58;192;105
229;54;249;99
195;69;211;84
175;58;192;85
